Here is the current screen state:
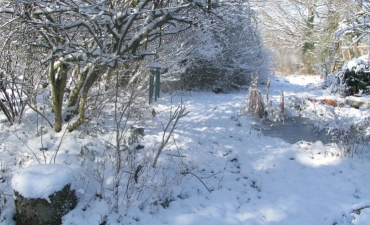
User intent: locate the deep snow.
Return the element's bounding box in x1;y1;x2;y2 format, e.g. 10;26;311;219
11;164;75;202
1;74;370;225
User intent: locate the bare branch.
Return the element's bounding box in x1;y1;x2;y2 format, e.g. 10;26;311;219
152;102;189;168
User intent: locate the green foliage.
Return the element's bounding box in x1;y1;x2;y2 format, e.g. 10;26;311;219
343;69;370;95
303;42;314;54
302;7;315;74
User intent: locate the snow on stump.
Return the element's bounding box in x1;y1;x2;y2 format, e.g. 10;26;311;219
11;164;77;225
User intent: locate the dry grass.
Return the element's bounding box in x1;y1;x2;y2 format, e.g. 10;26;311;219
242;74;284;121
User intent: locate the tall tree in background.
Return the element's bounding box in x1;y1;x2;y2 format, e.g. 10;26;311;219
254;0;356;75
302;2;316;74
335;0;370;51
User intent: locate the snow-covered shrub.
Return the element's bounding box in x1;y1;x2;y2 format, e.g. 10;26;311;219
306;99;370;156
325;70;344;94
152;3;270;93
69;90;194;220
326;55;370;95
182;15;268;93
328;117;370;156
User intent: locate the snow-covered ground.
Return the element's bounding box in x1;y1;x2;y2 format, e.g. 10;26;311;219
1;74;370;225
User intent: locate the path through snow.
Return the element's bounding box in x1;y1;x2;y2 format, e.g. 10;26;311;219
124;75;370;225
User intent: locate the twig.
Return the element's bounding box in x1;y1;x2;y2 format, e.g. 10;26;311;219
352;205;370;215
10;128;41;164
0;100;13;125
50;124;68;164
183;171;211;193
218;160;228;189
134;165;143;183
25;101;54;129
165;153;186;157
152;102;189;168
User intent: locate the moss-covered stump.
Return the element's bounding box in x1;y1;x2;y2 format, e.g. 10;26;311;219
11;164;77;225
14;184;77;225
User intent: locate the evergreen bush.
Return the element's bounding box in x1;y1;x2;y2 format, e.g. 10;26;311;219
342;69;370;95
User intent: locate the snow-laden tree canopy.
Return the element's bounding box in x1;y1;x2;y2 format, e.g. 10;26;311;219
146;2;269;93
256;0;358;75
335;0;370;47
0;0;207;65
0;0;249;132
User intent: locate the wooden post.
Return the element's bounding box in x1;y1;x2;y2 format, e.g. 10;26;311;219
341;48;346;61
149;72;154;104
148;62;161;104
348;48;352;60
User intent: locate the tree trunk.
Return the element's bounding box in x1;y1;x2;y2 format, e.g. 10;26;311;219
50;60;68;133
66;65;90;110
68;65;100;132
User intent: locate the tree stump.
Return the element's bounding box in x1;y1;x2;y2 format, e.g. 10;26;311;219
11;164;77;225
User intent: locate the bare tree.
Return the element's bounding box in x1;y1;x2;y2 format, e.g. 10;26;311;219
335;0;370;47
254;0;357;74
0;0;229;132
0;13;49;125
